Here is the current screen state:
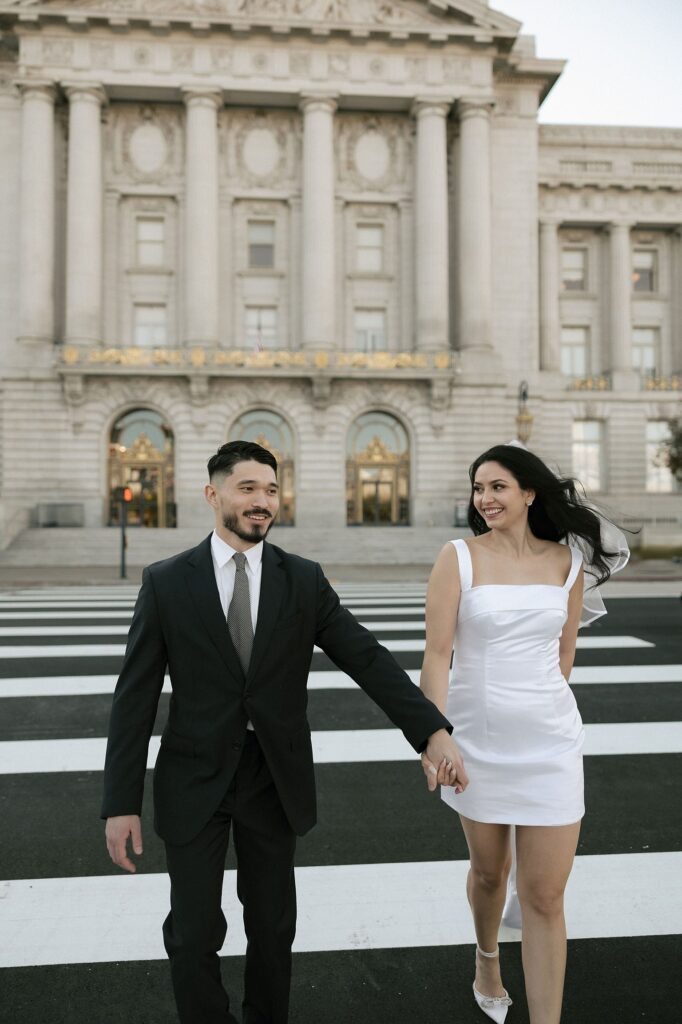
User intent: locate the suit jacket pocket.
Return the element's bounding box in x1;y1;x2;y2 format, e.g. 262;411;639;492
160;727;195;758
274;611;304;632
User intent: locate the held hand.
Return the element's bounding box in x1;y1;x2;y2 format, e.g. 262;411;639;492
421;729;469;793
105;814;143;873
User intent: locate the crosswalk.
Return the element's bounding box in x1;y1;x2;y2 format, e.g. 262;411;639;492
0;580;680;1023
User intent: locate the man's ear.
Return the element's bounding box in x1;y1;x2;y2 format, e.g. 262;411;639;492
204;483;217;507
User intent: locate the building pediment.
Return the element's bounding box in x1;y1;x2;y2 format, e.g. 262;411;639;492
2;0;520;44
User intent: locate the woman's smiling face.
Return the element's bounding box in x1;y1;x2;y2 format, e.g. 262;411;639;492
472;460;535;529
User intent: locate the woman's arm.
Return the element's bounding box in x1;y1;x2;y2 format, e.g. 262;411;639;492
420;542;461;713
559;565;584;681
419;543;468;792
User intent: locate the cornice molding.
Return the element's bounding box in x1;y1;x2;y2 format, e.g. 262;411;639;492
0;0;521;48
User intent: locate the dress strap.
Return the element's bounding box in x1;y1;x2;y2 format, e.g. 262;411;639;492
450;538;473;591
564;545;583;591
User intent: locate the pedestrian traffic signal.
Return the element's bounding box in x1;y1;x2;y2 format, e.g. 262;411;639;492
122;486;133;503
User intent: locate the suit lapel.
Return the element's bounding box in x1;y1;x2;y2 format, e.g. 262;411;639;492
246;541;286;683
184;534;244;686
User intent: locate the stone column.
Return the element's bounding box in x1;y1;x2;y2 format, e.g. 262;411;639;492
412;98;451;351
17;80;56;345
538;218;561;371
458;98;494;352
182;87;222;347
300;93;337;350
608;220;635;381
64;82;106;346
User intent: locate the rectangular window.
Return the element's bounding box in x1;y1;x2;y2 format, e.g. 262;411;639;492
560;326;588;377
561;248;587;291
354;309;386;351
245;306;277;349
572;420;603;491
646;421;675;493
248;221;275;269
356;224;384;273
632;249;656;292
133;304;167;347
632;327;659;377
136;217;165;267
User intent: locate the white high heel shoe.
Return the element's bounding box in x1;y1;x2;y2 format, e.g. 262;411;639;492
473;946;513;1024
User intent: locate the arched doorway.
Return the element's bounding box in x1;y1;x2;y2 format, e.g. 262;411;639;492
108;408;176;527
346;411;410;525
229;409;296;525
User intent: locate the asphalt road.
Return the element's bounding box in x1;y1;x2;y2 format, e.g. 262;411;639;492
0;582;680;1024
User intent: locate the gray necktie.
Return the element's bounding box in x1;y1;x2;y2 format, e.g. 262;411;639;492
227;552;253;674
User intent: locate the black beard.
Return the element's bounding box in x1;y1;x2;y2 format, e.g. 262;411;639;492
222;509;274;543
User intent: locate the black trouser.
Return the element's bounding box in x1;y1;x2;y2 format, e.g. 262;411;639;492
163;733;297;1024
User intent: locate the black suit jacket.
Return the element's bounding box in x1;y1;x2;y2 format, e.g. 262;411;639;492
101;534;451;844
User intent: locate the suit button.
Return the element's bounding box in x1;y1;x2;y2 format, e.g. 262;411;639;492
232;741;242;751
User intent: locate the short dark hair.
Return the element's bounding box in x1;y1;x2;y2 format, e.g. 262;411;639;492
207;440;278;480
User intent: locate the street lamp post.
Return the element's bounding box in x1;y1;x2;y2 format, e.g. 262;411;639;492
516;380;533;445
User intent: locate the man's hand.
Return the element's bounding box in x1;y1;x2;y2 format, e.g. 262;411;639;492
105;815;143;873
420;729;469;793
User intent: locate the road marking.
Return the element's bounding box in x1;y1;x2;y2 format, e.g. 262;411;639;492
0;721;679;774
0;634;655;658
0;851;679;968
1;664;680;698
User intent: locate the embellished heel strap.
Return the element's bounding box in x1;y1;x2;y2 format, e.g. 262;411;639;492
476;945;500;959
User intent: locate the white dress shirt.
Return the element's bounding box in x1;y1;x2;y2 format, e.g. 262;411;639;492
210;529;264;731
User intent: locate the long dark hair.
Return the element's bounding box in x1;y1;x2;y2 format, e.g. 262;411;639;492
467;445;619;586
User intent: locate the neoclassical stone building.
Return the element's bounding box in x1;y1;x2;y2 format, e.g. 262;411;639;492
0;0;680;556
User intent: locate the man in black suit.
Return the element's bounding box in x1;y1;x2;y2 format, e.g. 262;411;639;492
103;440;466;1024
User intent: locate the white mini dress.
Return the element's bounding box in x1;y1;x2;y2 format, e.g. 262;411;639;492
441;539;585;826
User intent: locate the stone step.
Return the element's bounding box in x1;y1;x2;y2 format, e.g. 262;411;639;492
0;526;466;567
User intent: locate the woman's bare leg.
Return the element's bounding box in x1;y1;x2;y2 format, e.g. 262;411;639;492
459;816;512;998
515;822;581;1024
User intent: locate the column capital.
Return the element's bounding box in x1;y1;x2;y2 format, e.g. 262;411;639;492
607;218;636;232
181;85;223;109
15;78;56;103
458;96;495;121
411;96;452;119
299;92;338;115
539;216;562;230
62;81;107;106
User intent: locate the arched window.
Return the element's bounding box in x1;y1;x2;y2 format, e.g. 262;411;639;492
346;411;410;525
108;408;176;527
229;409;295;526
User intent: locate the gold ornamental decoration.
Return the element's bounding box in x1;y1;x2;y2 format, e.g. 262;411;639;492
59;346;453;373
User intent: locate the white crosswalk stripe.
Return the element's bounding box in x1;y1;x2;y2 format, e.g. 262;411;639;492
0;578;679;1002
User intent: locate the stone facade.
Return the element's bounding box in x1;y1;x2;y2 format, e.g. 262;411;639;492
0;0;680;553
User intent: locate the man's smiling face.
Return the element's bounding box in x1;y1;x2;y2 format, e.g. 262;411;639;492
205;459;280;548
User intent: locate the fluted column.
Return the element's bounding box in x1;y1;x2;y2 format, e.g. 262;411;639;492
412;98;451;351
458;98;494;351
539;219;561;371
17;80;56;345
182;87;221;347
64;82;106;346
608;220;635;375
300;93;337;350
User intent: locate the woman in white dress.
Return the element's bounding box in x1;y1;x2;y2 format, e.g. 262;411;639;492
420;444;626;1024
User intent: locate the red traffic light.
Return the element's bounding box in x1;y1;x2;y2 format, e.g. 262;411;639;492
122;486;133;503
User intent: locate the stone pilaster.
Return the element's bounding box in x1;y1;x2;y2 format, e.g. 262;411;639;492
412;98;451;351
64;82;106;346
17;80;56;347
539;218;561;372
457;98;494;364
300;93;337;350
608;219;637;388
182;87;222;347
